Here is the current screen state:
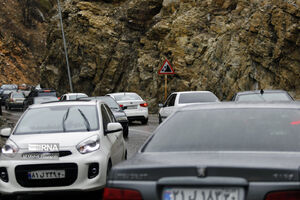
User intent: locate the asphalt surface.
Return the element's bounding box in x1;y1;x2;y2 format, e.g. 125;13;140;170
0;107;159;200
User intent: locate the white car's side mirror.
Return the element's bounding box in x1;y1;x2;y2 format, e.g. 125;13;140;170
0;128;12;137
105;123;123;135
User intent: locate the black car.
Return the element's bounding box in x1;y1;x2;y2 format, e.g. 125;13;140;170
79;96;129;138
104;102;300;200
0;84;18;105
23;89;57;109
232;89;294;102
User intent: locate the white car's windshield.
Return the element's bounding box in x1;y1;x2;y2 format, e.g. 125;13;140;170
69;94;88;100
14;105;99;134
238;93;291;102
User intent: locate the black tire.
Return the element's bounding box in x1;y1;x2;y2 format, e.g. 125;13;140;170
86;190;103;200
141;118;148;125
124;150;127;160
123;126;129;138
0;195;17;200
106;160;112;181
5;105;7;110
8;106;11;111
159;114;162;124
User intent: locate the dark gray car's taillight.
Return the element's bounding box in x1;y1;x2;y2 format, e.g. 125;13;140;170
265;191;300;200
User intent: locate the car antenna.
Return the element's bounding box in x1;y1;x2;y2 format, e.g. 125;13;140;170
260;89;264;95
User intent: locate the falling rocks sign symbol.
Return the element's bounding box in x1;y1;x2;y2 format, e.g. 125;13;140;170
158;59;175;74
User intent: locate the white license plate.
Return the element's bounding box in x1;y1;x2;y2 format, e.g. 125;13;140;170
162;187;243;200
126;105;137;109
28;170;65;180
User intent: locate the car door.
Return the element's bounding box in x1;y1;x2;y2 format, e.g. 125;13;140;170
160;93;177;120
104;104;124;163
101;104;119;165
27;91;36;106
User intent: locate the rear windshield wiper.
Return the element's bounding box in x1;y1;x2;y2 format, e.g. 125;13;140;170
77;108;91;131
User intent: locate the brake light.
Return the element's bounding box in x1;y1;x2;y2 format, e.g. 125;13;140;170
291;120;300;125
43;90;51;93
119;104;123;108
265;191;300;200
140;103;148;107
103;188;143;200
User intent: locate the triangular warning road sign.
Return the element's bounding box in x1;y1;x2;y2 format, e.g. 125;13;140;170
158;59;175;74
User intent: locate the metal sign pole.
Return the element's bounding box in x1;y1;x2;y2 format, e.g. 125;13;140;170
57;0;73;93
164;75;167;101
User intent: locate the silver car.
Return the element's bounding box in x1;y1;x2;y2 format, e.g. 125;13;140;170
0;100;127;198
105;102;300;200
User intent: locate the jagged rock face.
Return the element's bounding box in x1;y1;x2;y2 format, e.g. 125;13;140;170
41;0;300;111
0;0;54;85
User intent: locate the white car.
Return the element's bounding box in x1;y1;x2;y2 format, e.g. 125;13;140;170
60;93;88;101
0;100;126;197
106;92;149;124
158;91;219;123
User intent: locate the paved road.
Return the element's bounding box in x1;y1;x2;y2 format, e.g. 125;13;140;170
0;107;159;199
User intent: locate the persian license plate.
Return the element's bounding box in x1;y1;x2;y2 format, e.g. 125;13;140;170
28;170;65;180
126;105;137;109
162;187;243;200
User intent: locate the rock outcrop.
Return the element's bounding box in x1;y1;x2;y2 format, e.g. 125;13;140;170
41;0;300;111
0;0;54;85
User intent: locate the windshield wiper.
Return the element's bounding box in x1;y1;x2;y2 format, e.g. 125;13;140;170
77;108;91;131
62;107;70;132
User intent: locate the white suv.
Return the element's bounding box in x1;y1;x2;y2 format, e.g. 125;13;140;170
0;100;126;197
159;91;219;123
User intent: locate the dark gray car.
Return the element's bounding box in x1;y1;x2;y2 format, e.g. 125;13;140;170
104;102;300;200
79;96;129;138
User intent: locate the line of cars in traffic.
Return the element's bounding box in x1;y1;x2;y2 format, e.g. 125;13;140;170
0;85;299;200
0;86;151;199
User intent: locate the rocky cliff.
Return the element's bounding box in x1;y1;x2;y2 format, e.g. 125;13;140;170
41;0;300;111
0;0;54;85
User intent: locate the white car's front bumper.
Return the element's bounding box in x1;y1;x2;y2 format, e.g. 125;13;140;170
0;148;108;195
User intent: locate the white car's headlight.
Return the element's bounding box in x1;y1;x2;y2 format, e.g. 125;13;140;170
2;140;19;157
76;135;100;154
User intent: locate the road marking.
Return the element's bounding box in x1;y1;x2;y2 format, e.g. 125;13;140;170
129;128;152;135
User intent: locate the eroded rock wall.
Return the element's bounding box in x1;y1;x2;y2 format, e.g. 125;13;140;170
41;0;300;111
0;0;54;85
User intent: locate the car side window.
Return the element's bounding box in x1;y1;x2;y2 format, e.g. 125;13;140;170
104;104;116;122
168;94;177;107
101;105;111;131
164;94;173;107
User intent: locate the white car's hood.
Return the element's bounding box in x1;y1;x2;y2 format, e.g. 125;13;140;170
9;131;99;149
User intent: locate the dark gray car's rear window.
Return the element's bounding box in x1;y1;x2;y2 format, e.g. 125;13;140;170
145;108;300;152
179;93;219;104
237;93;291;102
